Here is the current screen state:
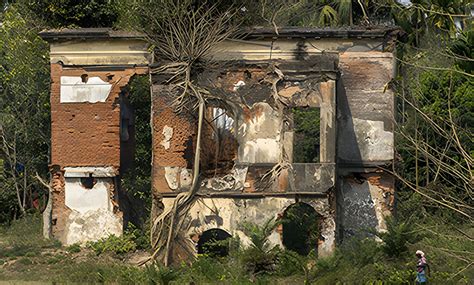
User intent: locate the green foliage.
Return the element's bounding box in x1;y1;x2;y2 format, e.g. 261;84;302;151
87;234;137;255
389;0;472;46
234;0;391;28
126;222;150;250
240;219;281;274
143;262;180;285
292;108;320;163
189;255;235;281
13;0;118;28
86;223;149;255
121;75;152;208
0;214;61;259
396;64;473;219
0;183;19;224
281;202;319;256
311;223;473;284
240;218;278;254
377;217;421;258
66;243;81;254
339;238;382;266
1;216;472;284
0;4;50;222
0;214;60;248
450;30;474;73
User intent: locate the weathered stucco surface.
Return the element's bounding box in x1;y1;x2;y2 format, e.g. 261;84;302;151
64;178;111;213
42;32;151;244
238;103;282;163
161;196;335;260
57;168;123;245
339;173;395;237
43;28;397;255
337;52;395;164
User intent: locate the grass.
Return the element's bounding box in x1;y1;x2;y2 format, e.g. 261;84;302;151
0;214;472;284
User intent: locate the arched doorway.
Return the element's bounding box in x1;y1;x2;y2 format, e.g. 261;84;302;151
281;202;320;255
197;228;232;257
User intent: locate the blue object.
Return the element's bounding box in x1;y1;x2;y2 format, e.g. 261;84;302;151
416;272;427;283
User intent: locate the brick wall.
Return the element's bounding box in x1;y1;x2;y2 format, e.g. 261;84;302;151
50;63;147;168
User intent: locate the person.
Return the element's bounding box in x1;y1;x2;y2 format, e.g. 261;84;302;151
415;250;430;284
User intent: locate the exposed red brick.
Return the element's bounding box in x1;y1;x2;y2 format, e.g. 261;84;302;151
50;63;147;168
152;88;196;193
50;168;69;242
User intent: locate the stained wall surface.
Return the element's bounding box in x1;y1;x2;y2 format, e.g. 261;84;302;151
50;63;147;167
151;29;397;259
43;28;397;251
42;33;150;244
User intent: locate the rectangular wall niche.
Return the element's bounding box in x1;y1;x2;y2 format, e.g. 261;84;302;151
292;107;320;163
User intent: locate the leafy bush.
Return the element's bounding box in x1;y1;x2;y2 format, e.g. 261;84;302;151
339;238;381;266
376;217;421;258
126;223;150;250
144;262;180;285
240;219;281;274
87;234;136;255
86;222;150;255
66;243;81;253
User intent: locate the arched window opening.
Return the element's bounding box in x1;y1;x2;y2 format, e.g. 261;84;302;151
281;202;320;256
197;228;232;257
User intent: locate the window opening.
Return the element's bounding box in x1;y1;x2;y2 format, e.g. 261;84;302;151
202;107;237;177
197;228;232;257
292;107;320;163
282;202;320;255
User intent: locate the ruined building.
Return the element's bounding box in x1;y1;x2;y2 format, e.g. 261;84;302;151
40;27;397;260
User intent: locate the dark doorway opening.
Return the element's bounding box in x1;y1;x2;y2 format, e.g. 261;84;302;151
197;228;232;257
282;202;320;255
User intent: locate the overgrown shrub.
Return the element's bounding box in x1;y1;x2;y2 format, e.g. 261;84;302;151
86;222;150;255
144;262;180;285
376;217;421;258
339;237;381;266
66;243;81;253
87;234;136;255
126;222;150;250
240;219;281;274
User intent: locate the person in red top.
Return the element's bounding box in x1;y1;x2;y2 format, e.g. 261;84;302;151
415;250;430;284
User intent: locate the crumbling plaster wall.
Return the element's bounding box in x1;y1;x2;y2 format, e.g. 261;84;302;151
152;61;337;195
207;36;396;241
337;52;395;164
42;33;152;245
338;172;395;237
336;51;396;239
49;63;147;244
50;63;147;167
151;84;196;194
151;59;339;261
50;167;122;246
210;37;395;166
161;195;335;260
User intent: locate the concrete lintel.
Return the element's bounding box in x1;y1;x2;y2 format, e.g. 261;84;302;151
64;166;118;178
158;192;329;198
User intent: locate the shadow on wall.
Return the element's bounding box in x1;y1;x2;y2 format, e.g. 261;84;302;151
336;78;363;165
336;78;364;242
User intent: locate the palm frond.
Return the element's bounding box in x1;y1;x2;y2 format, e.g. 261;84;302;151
318;5;339;26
